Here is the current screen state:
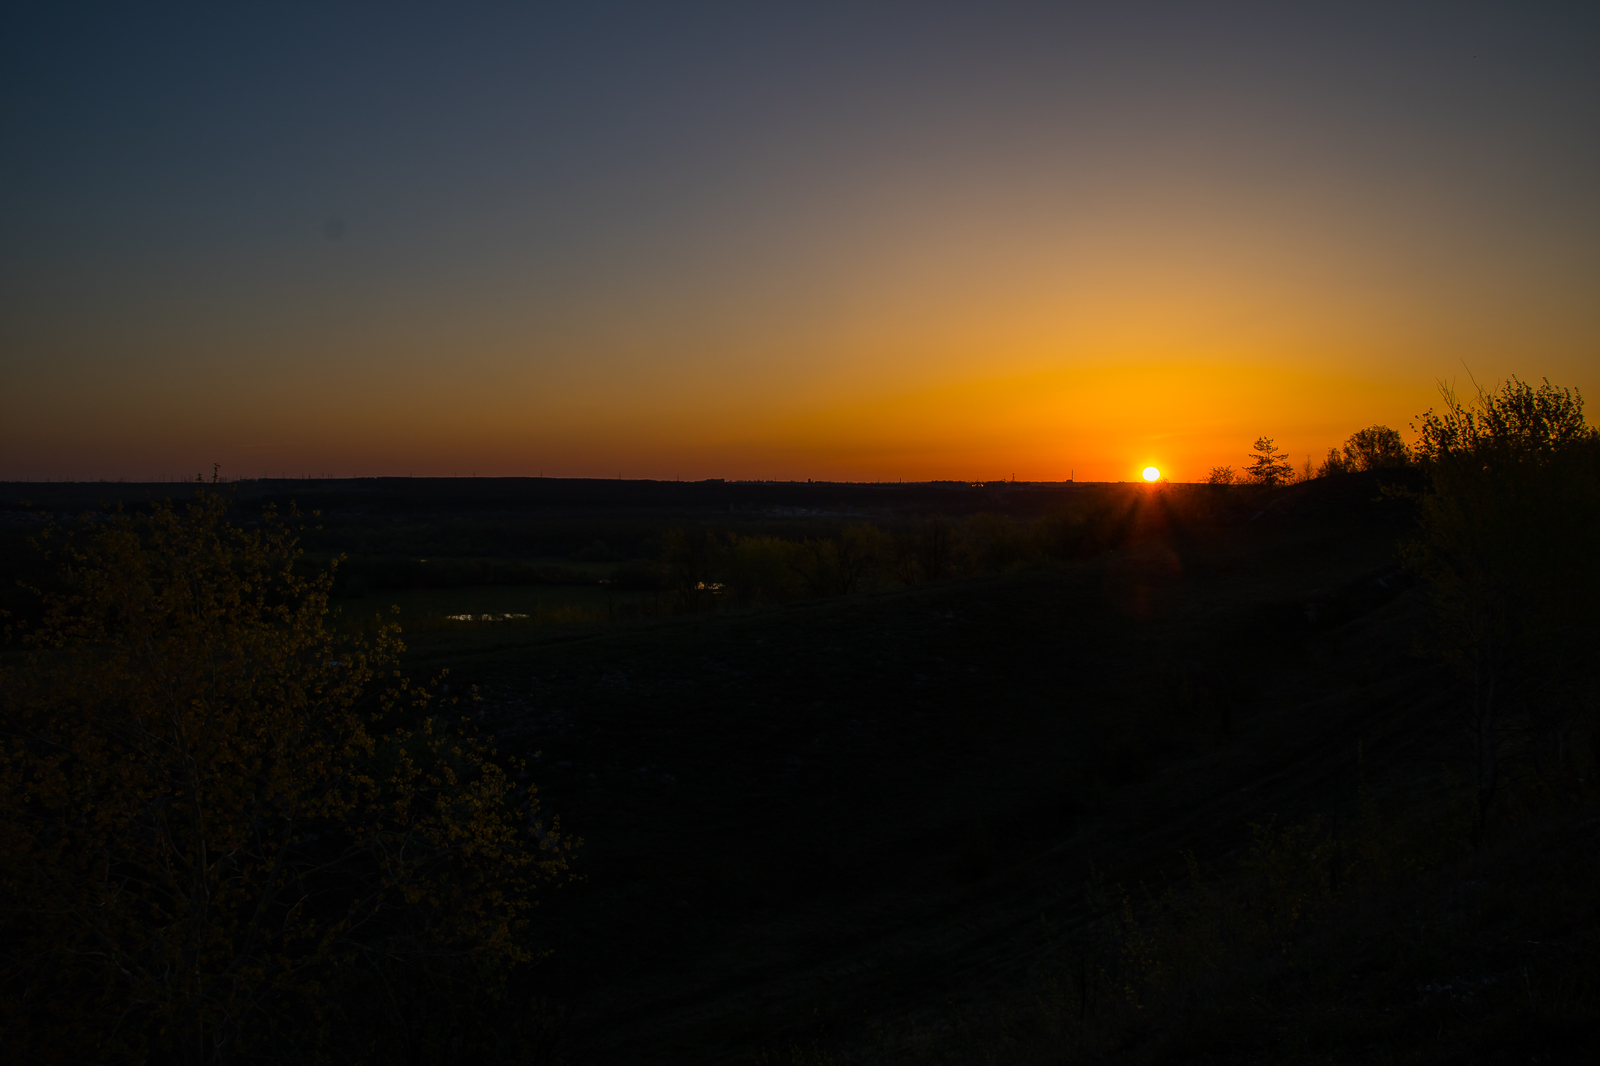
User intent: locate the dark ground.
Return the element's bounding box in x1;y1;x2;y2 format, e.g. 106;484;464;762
3;475;1592;1062
390;476;1591;1063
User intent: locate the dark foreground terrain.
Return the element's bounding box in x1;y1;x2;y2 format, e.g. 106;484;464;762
3;475;1594;1062
428;487;1594;1063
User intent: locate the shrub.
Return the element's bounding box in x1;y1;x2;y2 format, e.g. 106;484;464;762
1404;377;1600;839
0;493;570;1064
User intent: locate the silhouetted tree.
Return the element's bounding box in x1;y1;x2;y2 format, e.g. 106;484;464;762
1315;425;1411;477
1342;425;1411;470
1245;437;1294;486
1206;466;1236;485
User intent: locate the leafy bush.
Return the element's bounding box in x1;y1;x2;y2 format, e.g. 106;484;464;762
1404;377;1600;838
0;493;571;1064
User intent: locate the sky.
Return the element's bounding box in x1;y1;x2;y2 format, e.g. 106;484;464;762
3;2;1597;483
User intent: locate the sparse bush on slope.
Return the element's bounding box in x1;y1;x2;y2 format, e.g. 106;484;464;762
0;492;572;1064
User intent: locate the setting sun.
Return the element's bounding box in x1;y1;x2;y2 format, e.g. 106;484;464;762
1142;467;1161;482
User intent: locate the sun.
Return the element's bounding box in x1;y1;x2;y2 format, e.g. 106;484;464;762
1142;466;1161;482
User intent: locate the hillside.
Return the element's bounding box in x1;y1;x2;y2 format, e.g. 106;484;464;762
370;472;1594;1063
4;473;1590;1062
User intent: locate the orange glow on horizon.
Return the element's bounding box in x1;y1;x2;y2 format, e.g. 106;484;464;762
4;8;1597;486
0;358;1528;484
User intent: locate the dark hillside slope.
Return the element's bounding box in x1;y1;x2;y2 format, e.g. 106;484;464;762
379;472;1576;1063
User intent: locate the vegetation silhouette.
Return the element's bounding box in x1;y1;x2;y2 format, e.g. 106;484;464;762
1404;377;1598;843
1;491;571;1065
2;379;1597;1063
1245;436;1294;485
1318;423;1412;476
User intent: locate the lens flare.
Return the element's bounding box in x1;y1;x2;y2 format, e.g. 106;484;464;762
1142;466;1161;482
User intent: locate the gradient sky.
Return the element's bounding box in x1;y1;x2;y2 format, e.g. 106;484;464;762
3;3;1597;482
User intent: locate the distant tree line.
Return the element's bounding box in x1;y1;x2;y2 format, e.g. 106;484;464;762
1208;424;1413;486
617;495;1215;615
